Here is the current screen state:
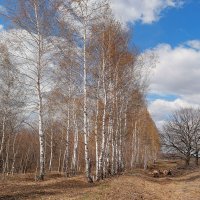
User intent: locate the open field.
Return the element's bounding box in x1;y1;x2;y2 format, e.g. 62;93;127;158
0;160;200;200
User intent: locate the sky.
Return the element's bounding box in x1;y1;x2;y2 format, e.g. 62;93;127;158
0;0;200;129
111;0;200;129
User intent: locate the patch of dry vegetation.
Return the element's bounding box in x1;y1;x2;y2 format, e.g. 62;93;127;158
0;160;200;200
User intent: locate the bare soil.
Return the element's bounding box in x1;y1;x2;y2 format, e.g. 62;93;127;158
0;160;200;200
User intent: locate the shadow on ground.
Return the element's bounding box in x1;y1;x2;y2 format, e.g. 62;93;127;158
0;177;98;200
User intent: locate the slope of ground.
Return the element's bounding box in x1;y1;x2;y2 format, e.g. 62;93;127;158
0;160;200;200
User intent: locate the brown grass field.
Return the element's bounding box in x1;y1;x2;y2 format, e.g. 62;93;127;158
0;160;200;200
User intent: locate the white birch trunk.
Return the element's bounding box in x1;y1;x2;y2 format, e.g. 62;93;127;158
98;53;107;180
118;106;124;172
119;131;122;172
11;134;18;175
72;102;79;175
83;25;93;183
0;115;6;157
59;129;64;173
38;85;45;180
111;123;115;175
95;81;100;180
105;119;112;177
5;136;10;174
64;107;70;177
136;136;140;165
115;133;118;174
144;146;148;170
115;95;120;174
34;2;45;180
131;121;137;168
49;125;53;172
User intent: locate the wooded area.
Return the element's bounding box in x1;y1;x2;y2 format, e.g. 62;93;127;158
0;0;160;182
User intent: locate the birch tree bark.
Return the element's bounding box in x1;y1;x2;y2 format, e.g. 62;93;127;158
98;53;107;180
48;124;53;172
71;100;79;175
63;107;70;177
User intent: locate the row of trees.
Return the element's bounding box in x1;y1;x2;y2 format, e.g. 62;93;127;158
162;107;200;166
0;0;160;182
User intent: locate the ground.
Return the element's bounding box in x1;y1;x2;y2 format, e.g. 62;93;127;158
0;160;200;200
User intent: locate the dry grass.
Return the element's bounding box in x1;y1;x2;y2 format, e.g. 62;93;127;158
0;160;200;200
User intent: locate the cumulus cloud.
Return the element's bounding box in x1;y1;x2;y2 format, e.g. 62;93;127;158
186;40;200;50
147;40;200;128
110;0;184;24
149;98;199;129
149;42;200;98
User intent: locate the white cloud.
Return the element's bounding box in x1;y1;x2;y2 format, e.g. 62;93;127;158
147;40;200;128
149;42;200;98
148;98;199;129
186;40;200;50
110;0;184;24
0;25;4;32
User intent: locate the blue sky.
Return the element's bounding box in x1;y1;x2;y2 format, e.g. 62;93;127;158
132;1;200;51
0;0;200;128
110;0;200;128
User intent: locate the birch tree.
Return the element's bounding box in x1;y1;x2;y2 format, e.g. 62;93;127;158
58;0;109;182
0;0;161;180
0;43;25;174
2;0;60;180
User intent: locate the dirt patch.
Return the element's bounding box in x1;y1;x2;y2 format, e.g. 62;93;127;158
0;161;200;200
